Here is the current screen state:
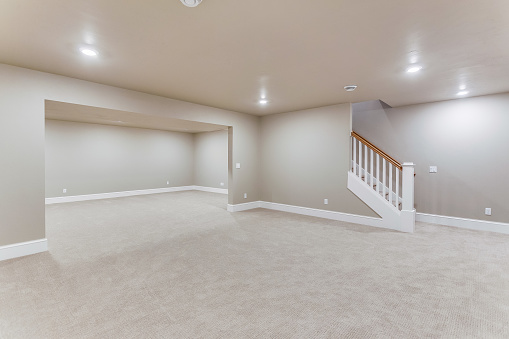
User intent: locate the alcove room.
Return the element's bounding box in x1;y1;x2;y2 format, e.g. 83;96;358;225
44;100;230;250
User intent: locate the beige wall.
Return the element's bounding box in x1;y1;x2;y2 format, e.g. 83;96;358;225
0;63;259;247
352;93;509;223
260;104;377;217
0;70;45;246
194;130;228;189
5;60;507;249
45;120;194;198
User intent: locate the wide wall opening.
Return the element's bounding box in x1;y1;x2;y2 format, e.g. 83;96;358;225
44;100;230;240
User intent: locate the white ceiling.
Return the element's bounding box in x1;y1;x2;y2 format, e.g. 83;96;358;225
2;0;509;115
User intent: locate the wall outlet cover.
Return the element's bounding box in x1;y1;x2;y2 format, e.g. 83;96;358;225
485;208;492;216
429;166;438;173
236;163;241;169
324;199;328;205
244;193;247;199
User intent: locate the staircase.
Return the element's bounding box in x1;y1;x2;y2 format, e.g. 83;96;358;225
348;131;415;233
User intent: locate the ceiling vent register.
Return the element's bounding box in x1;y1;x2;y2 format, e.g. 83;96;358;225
180;0;202;7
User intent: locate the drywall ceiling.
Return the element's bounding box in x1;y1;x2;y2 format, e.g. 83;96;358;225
2;0;509;115
45;101;228;133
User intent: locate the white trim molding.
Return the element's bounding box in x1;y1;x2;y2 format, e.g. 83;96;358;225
260;201;386;228
0;238;48;262
45;186;228;204
416;213;509;235
347;172;414;232
226;202;509;235
227;201;387;230
192;186;228;195
227;201;261;212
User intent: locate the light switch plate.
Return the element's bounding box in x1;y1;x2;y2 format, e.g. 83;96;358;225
236;163;241;169
429;166;438;173
485;208;492;216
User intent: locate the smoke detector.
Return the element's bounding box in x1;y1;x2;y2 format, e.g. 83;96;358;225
344;85;358;92
180;0;202;7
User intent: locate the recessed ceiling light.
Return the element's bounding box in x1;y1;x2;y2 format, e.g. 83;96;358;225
259;99;268;104
406;65;422;73
80;47;98;57
457;90;469;96
344;85;357;92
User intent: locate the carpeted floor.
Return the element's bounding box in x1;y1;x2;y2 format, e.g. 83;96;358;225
1;191;508;338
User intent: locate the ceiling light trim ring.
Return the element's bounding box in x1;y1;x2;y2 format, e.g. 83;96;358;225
406;65;422;73
79;47;98;57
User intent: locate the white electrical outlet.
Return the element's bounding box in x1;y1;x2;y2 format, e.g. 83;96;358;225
485;208;492;216
244;193;247;199
220;182;224;186
324;199;328;205
63;189;67;193
236;163;241;169
429;166;438;173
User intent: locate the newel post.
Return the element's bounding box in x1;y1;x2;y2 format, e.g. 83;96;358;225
401;162;416;232
402;163;415;210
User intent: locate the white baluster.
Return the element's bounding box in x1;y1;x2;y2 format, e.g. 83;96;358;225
396;168;400;209
370;149;374;189
376;154;380;193
358;141;363;178
389;163;393;206
352;137;357;174
364;145;368;183
382;158;386;199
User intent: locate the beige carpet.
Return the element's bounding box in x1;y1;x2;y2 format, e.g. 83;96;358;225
1;191;508;338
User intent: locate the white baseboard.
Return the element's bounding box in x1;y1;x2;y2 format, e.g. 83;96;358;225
227;201;261;212
45;186;227;204
227;201;384;229
192;186;228;195
260;201;385;228
0;239;48;262
45;190;509;235
416;213;509;235
227;201;509;235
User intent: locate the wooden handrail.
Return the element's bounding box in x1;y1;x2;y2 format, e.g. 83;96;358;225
351;131;402;170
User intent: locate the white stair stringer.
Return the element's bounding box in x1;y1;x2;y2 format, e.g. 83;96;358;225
348;171;415;233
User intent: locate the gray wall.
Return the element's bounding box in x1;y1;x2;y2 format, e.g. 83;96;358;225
0;63;259;247
260;104;377;217
45;120;194;198
194;130;228;189
353;93;509;223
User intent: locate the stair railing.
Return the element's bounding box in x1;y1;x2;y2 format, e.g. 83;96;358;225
351;131;414;211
